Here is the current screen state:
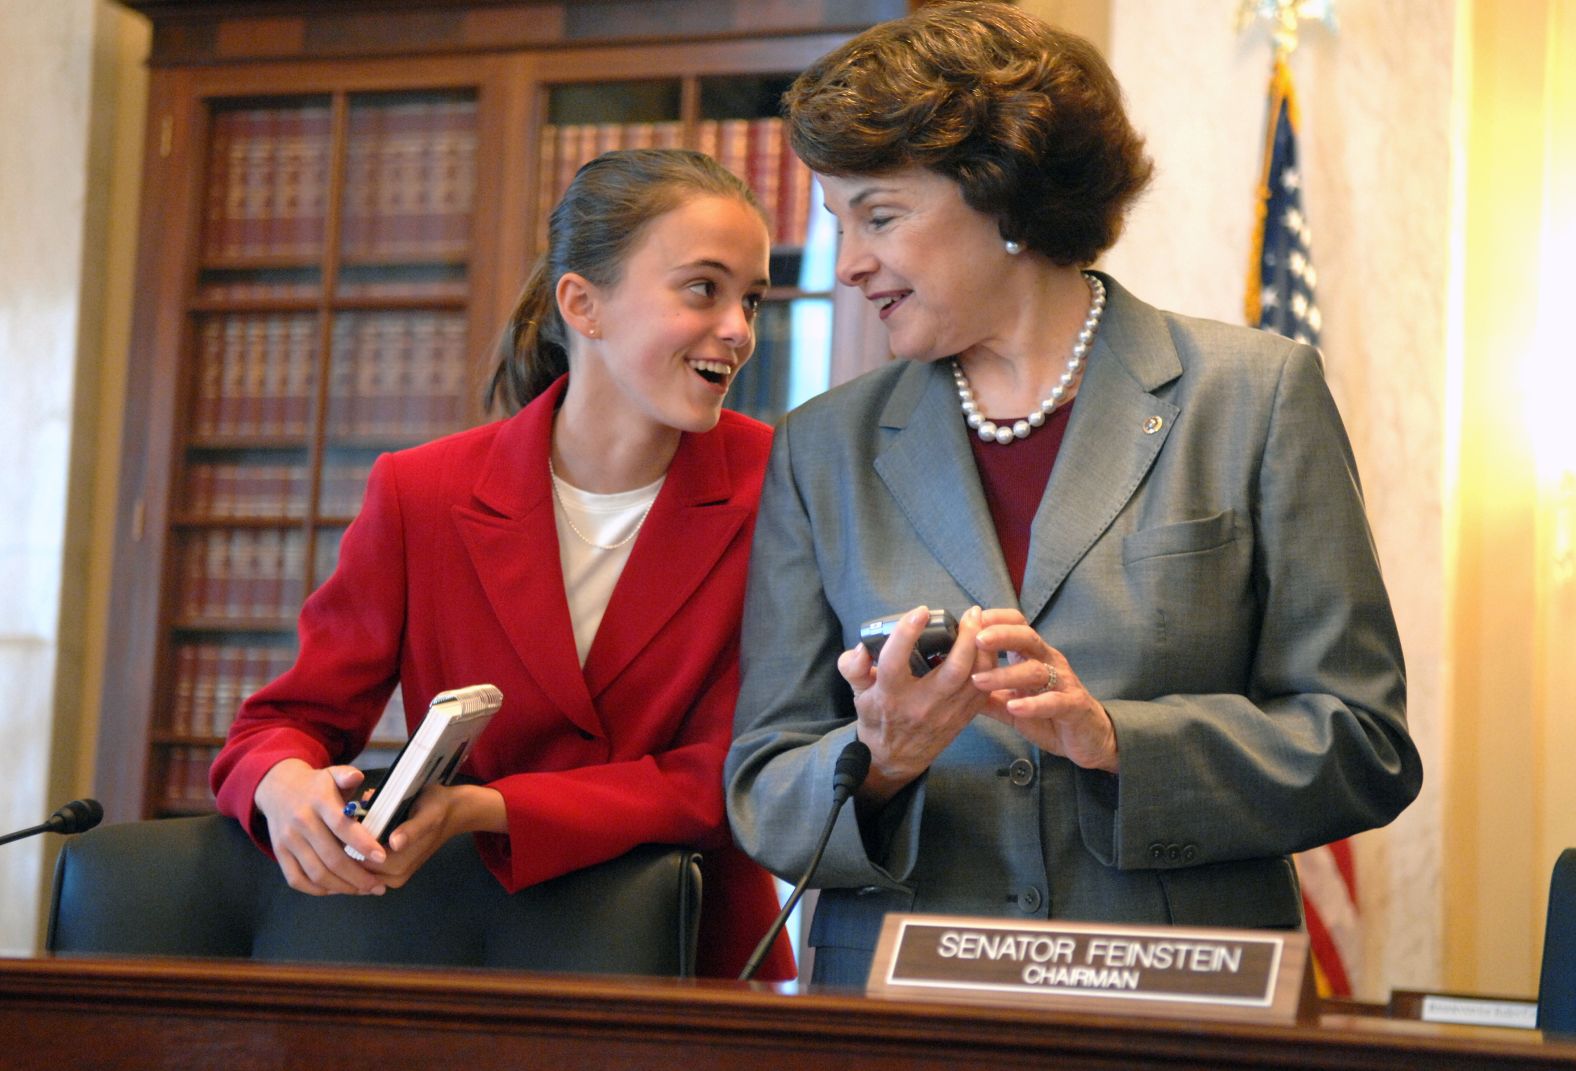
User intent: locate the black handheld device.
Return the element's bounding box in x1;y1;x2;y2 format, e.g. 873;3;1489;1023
859;608;959;677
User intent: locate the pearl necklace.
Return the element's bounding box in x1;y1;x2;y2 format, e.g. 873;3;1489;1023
548;457;656;551
951;272;1106;445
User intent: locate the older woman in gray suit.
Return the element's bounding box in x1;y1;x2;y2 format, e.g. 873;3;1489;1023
724;0;1422;988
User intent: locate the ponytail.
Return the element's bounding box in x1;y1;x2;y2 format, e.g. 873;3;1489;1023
485;255;566;414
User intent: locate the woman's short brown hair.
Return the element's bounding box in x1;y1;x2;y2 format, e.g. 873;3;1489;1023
784;0;1153;266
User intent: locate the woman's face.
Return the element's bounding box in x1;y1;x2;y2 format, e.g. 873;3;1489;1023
576;193;771;435
819;167;1013;363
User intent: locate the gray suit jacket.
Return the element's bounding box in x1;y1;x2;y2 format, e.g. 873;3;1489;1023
724;275;1422;987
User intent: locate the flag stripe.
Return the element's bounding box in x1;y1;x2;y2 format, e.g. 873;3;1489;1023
1246;54;1353;996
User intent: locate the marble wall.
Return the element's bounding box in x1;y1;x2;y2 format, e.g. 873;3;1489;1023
0;0;98;954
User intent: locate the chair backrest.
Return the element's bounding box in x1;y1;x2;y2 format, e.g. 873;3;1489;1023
47;814;701;976
1541;848;1576;1034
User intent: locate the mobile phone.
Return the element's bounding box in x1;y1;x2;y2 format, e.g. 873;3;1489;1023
343;683;502;860
859;608;959;677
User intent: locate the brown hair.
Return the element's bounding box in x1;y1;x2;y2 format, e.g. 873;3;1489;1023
486;148;765;414
783;0;1153;266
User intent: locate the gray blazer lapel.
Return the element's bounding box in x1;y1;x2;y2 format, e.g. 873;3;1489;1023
1019;276;1183;624
874;362;1018;611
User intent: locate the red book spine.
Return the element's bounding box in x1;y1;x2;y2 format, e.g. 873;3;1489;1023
204;531;230;620
438;314;467;430
282;530;306;613
226;529;251;620
749;118;784;245
192;643;219;738
193;320;223;437
171;644;197;736
717;119;750;187
342;105;374;260
535;122;558;251
430;98;477;258
782;136;814;250
233;108;273;259
696;119;720;163
256;316;284;437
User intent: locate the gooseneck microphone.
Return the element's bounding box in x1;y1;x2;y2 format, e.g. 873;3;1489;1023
739;739;872;981
0;798;105;847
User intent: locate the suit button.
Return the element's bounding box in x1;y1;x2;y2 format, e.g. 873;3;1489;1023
1149;842;1166;861
1182;844;1198;862
1166;844;1181;862
1017;886;1043;913
1008;758;1035;787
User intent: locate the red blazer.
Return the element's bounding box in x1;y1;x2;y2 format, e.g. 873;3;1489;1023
211;376;793;980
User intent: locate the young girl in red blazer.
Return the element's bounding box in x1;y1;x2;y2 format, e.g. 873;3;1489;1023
211;149;793;980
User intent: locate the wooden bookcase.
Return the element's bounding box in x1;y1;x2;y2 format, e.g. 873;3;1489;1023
100;0;905;821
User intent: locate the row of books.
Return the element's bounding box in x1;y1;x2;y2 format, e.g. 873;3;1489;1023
190;311;472;442
177;528;308;623
200;100;816;268
183;460;373;520
325;312;472;439
192;315;317;439
339;99;477;260
535;117;817;251
204;104;331;261
202;97;478;264
167;642;407;742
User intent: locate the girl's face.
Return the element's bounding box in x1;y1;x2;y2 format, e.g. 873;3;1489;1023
818;167;1014;365
573;193;771;436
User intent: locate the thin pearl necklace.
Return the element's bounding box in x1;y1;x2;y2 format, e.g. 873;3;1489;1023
547;456;656;551
951;272;1106;445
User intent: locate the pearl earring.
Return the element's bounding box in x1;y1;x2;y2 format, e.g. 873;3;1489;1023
1004;239;1023;256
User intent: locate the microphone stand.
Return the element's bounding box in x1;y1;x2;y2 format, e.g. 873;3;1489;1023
739;741;871;982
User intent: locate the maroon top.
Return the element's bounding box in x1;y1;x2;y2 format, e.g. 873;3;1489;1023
965;401;1075;594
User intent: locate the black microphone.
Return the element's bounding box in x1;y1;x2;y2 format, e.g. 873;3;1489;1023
0;798;104;847
738;740;872;981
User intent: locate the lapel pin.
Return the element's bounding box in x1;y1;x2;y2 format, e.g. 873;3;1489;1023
1143;415;1164;434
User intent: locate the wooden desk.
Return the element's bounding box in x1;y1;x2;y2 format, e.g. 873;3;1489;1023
3;956;1572;1069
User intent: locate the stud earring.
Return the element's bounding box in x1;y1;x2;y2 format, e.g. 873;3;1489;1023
1004;239;1023;256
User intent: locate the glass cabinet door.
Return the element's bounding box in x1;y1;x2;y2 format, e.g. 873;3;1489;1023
156;88;479;814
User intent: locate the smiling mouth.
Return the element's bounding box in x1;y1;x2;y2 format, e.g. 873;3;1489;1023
874;292;910;319
690;359;734;387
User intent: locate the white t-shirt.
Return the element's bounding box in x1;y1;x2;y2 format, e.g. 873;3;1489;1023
551;471;665;665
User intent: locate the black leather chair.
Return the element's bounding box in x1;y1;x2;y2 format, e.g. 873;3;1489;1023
47;814;701;976
1540;848;1576;1034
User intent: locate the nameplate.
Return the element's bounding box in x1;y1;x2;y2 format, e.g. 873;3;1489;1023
866;914;1314;1024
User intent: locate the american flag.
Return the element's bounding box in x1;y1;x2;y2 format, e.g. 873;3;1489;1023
1246;57;1323;346
1246;56;1358;999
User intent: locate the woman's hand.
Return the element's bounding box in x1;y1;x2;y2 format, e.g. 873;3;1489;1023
837;604;995;805
970;609;1120;774
369;783;506;889
254;758;389;895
